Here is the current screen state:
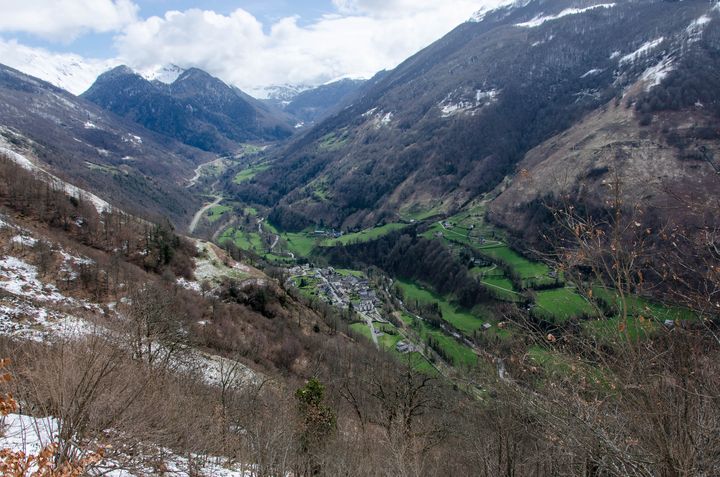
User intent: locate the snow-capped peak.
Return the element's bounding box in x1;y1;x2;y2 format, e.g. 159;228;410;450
468;0;529;23
139;64;186;84
0;39;117;95
249;83;313;101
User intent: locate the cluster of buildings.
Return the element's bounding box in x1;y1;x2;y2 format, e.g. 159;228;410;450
287;266;385;321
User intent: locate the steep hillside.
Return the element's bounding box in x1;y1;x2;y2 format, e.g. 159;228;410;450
231;0;718;232
487;86;720;245
0;63;211;225
83;66;294;153
1;149;554;477
489;5;720;244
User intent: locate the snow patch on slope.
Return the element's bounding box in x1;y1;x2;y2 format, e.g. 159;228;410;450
362;109;395;128
0;299;94;342
686;15;712;42
439;89;498;118
581;68;603;78
0;256;70;303
619;37;665;65
515;4;615;28
122;133;143;146
11;235;37;247
0;137;111;213
640;58;674;91
468;0;521;23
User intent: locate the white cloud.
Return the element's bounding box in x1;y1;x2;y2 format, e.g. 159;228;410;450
114;1;494;94
0;0;138;41
0;0;509;94
331;0;447;16
0;38;118;94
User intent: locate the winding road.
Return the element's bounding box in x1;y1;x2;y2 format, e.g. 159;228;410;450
189;195;222;234
186;157;225;188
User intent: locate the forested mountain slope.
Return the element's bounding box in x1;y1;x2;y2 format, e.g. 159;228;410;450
232;0;718;232
0;64;212;225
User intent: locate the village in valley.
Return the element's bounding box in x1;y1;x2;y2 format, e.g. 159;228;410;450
286;265;419;355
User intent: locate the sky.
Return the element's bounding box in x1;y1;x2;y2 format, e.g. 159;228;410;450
0;0;505;95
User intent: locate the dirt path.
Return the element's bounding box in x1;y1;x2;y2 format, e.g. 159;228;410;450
189;195;222;234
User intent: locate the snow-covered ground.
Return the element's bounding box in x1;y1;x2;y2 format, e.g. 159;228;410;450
439;88;498;118
0;248;104;342
619;37;665;65
515;3;615;28
0;209;269;474
686;15;712;43
1;413;252;476
0;256;71;303
361;108;395;128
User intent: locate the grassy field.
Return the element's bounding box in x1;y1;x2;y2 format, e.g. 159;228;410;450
395;279;485;334
206;204;232;223
237;143;264;155
421;206;558;289
420;204;502;247
532;288;597;323
336;268;365;278
470;264;505;277
321;223;409;247
527;345;608;387
480;275;522;302
261;252;295;265
233;163;270;184
317;131;350;151
291;275;323;299
350;322;373;340
592;287;696;322
424;328;477;367
582;316;657;342
281;232;317;257
479;245;552;282
219;227;264;253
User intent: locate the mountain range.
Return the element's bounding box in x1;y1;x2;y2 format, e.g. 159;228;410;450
82;66;295;153
0;63;211;224
1;1;720;475
232;0;720;239
0;0;717;244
